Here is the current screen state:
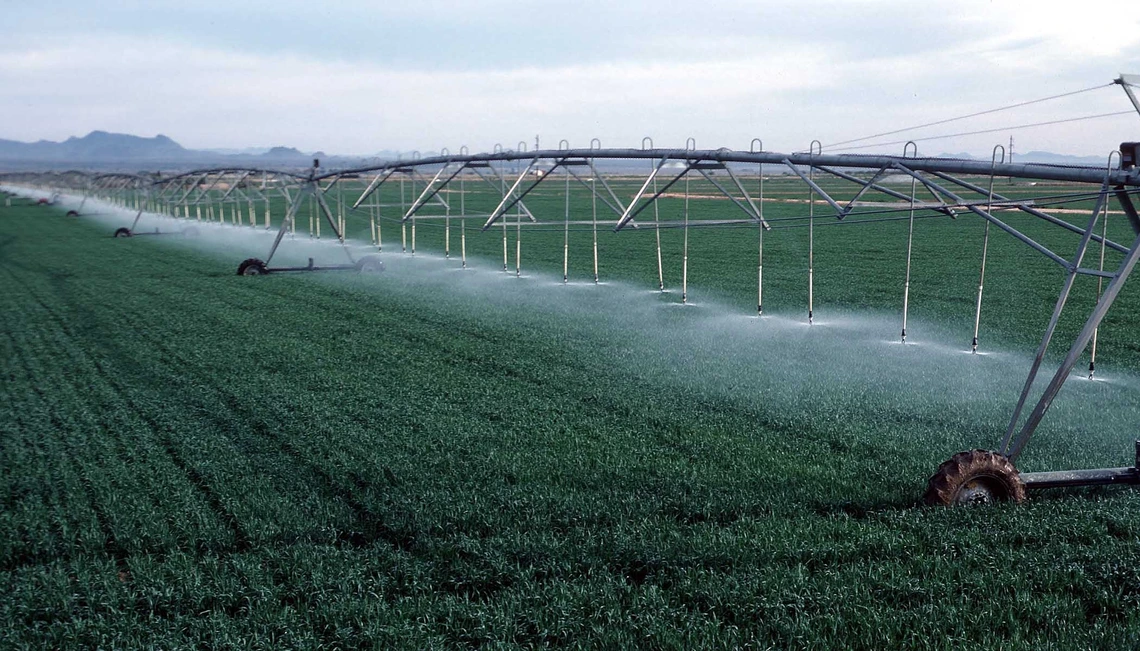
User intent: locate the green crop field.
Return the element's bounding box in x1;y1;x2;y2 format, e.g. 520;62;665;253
4;180;1140;648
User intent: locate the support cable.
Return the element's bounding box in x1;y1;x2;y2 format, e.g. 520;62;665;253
821;83;1115;150
826;111;1135;153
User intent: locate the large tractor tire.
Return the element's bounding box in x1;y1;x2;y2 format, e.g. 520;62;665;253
355;255;385;273
66;210;79;217
113;227;132;238
924;449;1026;506
237;258;269;276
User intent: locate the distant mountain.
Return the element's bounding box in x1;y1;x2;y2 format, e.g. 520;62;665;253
0;131;190;163
62;131;188;161
935;150;1107;166
0;131;379;171
0;132;1116;172
1012;151;1108;166
200;146;272;156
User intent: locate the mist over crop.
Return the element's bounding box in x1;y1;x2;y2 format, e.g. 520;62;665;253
46;189;1140;474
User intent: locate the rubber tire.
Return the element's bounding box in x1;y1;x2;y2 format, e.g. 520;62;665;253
113;227;132;238
237;258;268;276
356;255;385;273
924;449;1026;506
66;210;79;217
182;226;200;237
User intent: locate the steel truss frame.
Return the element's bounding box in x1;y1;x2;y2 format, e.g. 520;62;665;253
5;75;1140;496
5;148;1140;481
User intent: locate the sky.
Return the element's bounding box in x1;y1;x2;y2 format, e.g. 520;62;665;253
1;0;1139;157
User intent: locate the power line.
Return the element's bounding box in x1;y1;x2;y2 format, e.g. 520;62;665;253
825;111;1135;153
821;82;1115;150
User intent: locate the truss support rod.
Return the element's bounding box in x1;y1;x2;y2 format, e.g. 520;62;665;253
723;164;771;229
1001;188;1107;455
226;179;261;207
694;166;770;228
130;203;145;232
614;161;697;231
616;157;670;231
215;172;252;204
782;160;845;217
190;174;227;206
837;167;892;217
928;170;1130;251
352;168;400;209
403;163;465;220
564;164;625;221
317;176;342;196
314;188;355;263
890;164;956;215
327;148;1140;187
404;168;451;213
893;165;1071;268
1006;213;1140;463
1118;75;1140;120
468;166;538;223
585;159;629;218
1075;267;1116;278
483;157;542;228
173;173;208;204
129;184;153;231
153;177;183;203
1116;188;1140;234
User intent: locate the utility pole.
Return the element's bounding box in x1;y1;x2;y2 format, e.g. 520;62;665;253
1008;135;1014;185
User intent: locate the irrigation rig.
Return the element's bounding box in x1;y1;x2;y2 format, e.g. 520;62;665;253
4;75;1140;506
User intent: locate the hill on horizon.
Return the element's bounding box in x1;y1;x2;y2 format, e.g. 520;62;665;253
0;131;389;170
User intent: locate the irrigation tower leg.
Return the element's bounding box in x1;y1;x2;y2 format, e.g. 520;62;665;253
265;185;311;266
1000;191;1107;456
1005;227;1140;462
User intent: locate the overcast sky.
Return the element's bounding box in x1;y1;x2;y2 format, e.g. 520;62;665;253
1;0;1138;156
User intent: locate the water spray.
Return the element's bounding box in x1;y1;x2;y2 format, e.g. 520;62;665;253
15;108;1140;506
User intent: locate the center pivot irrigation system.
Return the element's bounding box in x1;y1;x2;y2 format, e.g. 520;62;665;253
6;75;1140;506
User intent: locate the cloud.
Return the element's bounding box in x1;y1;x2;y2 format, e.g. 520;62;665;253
0;2;1138;156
